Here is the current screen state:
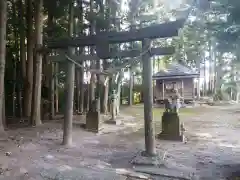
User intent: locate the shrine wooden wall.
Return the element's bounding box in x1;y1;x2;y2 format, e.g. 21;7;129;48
153;77;195;103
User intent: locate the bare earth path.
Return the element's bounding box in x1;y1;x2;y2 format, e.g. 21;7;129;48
0;104;239;179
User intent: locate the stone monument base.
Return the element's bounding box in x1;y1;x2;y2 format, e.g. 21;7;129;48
131;151;164;166
157;111;184;142
86;111;100;133
104;118;122;125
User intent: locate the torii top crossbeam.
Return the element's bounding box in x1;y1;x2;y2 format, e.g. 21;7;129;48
46;19;185;49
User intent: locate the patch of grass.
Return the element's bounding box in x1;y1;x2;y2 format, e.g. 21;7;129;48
153;108;196;116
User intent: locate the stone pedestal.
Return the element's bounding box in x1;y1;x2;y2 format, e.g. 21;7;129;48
86;111;100;133
157;112;184;141
105;118;122;125
131;151;164;166
85;99;101;133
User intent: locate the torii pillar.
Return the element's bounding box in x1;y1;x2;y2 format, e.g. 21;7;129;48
142;39;156;156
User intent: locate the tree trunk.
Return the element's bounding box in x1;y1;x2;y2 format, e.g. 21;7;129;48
102;0;110;114
2;90;6;129
49;62;55;119
47;8;55;119
89;72;95;107
108;77;112;112
19;0;26;79
55;63;59;113
128;67;133;106
89;70;96;105
75;70;80;112
95;57;101;112
204;56;207;96
213;47;217;94
12;2;18;118
102;72;109;114
17;61;23;118
116;72;123;115
77;0;84;114
79;67;84;114
74;1;80;113
103;81;109;114
196;59;201;99
0;0;7;131
31;0;43;126
12;58;17;117
18;0;26;118
86;81;90;112
24;0;34;117
215;53;223;91
88;0;95;108
63;1;75;146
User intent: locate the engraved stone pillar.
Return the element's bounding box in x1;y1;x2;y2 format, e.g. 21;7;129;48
86;99;101;133
158;99;184;142
105;90;121;125
157;111;184;141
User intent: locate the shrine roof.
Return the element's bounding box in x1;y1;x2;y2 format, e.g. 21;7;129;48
152;62;199;80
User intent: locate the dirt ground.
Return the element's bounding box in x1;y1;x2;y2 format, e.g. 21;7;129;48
0;104;239;180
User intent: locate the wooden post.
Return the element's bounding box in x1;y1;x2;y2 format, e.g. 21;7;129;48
63;2;74;146
142;38;156;156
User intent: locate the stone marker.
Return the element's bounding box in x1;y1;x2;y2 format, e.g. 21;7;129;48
105;90;121;125
86;99;101;133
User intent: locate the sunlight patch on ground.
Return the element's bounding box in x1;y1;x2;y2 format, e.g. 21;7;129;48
218;143;238;148
45;154;54;159
116;168;150;179
83;139;100;144
195;133;213;139
124;122;138;126
58;165;73;171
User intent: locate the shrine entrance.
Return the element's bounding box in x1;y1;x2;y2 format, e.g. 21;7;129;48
44;13;188;156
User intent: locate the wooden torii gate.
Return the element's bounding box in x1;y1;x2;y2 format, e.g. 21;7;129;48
47;19;184;48
46;19;185;156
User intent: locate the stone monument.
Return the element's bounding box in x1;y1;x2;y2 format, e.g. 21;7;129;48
158;89;184;141
86;98;101;133
105;90;121;125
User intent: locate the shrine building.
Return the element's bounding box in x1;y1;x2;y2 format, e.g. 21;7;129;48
153;62;200;104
